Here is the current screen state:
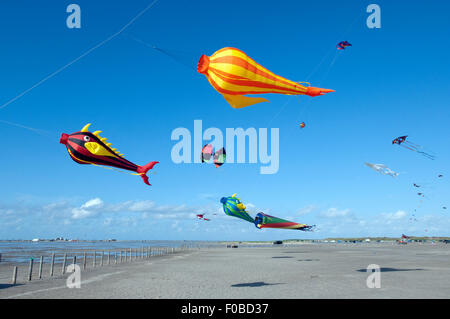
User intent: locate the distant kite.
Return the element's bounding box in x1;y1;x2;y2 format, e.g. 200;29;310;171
197;47;334;108
197;214;211;221
299;122;306;129
392;136;435;160
213;147;226;168
337;41;352;50
365;162;399;178
201;144;226;168
201;144;214;163
60;123;158;185
254;212;314;231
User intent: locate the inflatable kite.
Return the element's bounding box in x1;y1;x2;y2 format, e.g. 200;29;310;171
201;144;226;167
60;123;158;185
392;135;435;160
197;47;334;108
201;144;213;163
213;147;226;168
365;162;399;178
254;212;314;231
337;41;352;50
220;194;255;223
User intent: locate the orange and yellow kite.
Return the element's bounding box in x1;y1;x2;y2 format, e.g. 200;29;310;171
197;47;334;108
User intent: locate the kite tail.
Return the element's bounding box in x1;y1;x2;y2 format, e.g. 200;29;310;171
305;86;335;97
137;161;159;185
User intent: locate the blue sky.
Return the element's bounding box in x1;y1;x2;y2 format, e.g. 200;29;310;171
0;0;449;240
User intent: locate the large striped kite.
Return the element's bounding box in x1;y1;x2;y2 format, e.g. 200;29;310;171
197;47;334;108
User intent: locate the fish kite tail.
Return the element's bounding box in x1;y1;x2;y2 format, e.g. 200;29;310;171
305;86;335;97
137;161;159;185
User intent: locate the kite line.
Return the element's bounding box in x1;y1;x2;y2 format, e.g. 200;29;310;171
0;0;159;111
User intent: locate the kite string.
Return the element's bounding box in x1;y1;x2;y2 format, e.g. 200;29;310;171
0;119;54;136
123;34;197;71
0;0;159;111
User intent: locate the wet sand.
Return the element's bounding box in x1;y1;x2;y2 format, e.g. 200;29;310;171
1;243;449;299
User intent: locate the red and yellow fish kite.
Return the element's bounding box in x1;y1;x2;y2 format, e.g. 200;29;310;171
197;47;334;108
60;123;158;186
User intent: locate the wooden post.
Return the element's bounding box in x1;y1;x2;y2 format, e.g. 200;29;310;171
62;253;67;275
83;252;87;270
129;248;132;262
28;258;34;281
11;266;18;284
93;251;96;267
114;252;117;264
50;253;55;277
73;255;77;266
38;256;43;279
108;250;111;265
120;251;123;263
0;253;2;262
101;251;104;266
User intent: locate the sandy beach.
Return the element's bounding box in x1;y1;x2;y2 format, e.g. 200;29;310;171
1;242;449;299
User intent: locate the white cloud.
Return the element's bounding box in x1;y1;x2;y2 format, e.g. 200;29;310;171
319;208;350;218
381;210;407;221
71;198;104;219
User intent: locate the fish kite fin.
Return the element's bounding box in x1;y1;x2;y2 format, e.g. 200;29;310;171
136;161;159;186
222;93;269;109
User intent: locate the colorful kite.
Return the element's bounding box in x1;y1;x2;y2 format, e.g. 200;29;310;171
299;122;306;129
201;144;226;167
201;144;213;163
365;162;399;177
392;135;435;160
337;41;352;50
254;212;314;231
197;47;334;108
60;123;158;185
213;147;226;168
220;194;255;223
196;214;211;221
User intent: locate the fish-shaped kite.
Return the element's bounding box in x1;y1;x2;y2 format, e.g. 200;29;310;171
220;194;255;223
60;123;158;186
197;47;334;109
254;212;314;231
